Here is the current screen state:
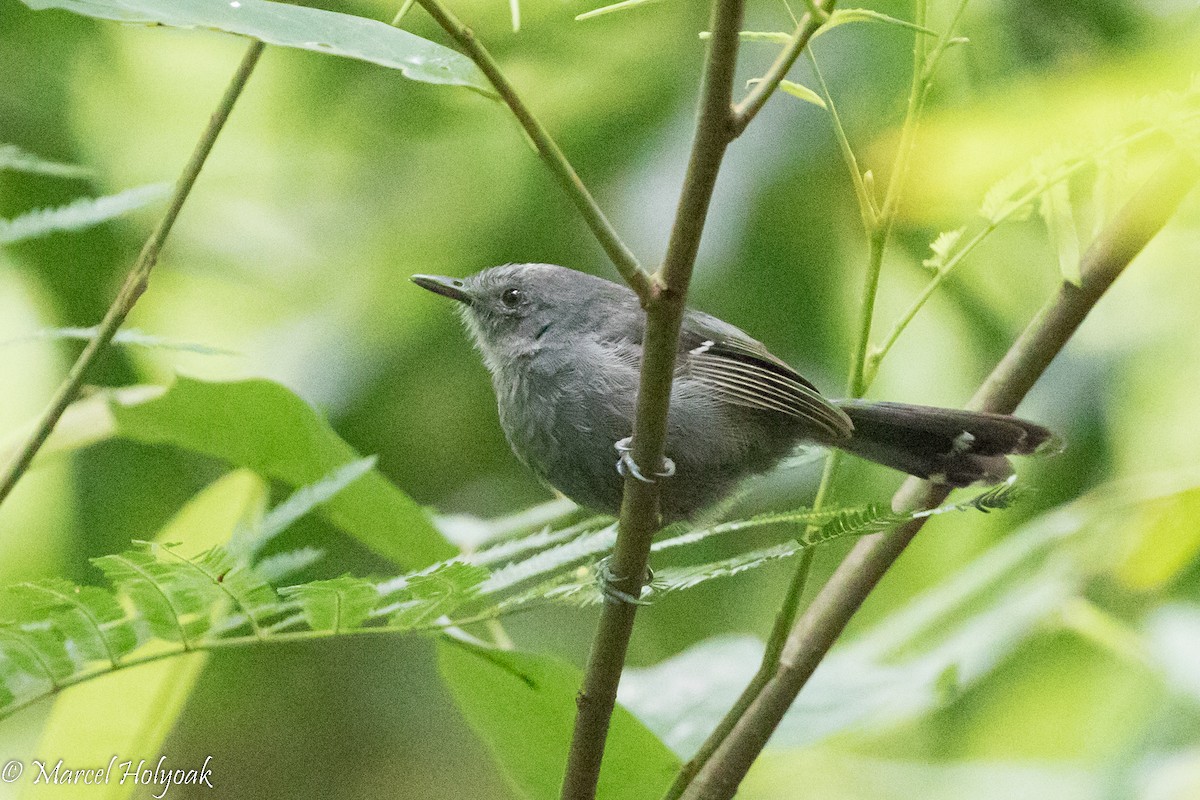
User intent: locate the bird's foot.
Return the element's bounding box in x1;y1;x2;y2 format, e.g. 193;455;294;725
595;557;654;606
614;437;676;483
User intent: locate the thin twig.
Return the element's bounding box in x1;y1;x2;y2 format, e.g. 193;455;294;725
558;0;746;796
0;41;265;510
731;0;834;135
676;151;1199;800
412;0;651;301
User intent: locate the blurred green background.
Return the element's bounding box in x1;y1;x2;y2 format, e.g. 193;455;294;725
2;0;1199;797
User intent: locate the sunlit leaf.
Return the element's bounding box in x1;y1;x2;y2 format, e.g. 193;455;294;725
812;8;940;41
923;227;965;271
439;639;679;800
105;377;453;568
1038;180;1082;285
0;326;236;355
280;576;379;633
8;580;137;666
576;0;664;22
0;184;169;244
0;143;92;179
20;0;492;94
778;80;827;108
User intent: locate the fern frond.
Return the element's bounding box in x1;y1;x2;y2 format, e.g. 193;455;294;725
9;580;137;667
0;143;92;179
255;547;325;583
0;326;236;355
229;456;378;560
385;561;490;629
149;543;281;639
0;183;169;244
279;576;378;633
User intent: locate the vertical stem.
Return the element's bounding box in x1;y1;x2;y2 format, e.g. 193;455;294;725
0;40;265;510
559;1;745;797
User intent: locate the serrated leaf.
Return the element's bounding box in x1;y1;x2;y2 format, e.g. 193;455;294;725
153;544;281;636
520;482;1023;608
0;326;236;355
0;183;169;245
9;580;137;666
474;524;616;596
254;547;325;583
812;8;940;40
91;548;217;645
1038;180;1082;285
923;228;965;271
230;456;377;560
0;625;75;691
0;143;92;178
386;561;489;629
19;0;492;94
26;470;265;792
280;576;379;633
576;0;664;22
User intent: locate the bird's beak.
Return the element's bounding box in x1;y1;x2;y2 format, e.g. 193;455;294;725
411;274;473;306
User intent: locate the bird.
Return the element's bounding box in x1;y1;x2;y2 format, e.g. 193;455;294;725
413;263;1054;522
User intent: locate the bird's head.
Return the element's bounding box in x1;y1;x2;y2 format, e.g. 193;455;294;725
412;263;635;372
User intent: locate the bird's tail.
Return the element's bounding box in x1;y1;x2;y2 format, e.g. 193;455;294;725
833;400;1055;487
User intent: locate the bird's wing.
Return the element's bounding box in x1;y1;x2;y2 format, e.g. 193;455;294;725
679;310;853;441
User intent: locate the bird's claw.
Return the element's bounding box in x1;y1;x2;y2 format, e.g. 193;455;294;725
614;437;676;483
596;557;653;606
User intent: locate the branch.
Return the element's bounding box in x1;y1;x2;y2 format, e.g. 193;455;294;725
676;151;1200;800
731;0;834;135
411;0;651;301
559;0;746;797
0;41;265;510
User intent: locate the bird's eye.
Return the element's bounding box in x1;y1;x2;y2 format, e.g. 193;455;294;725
501;287;523;308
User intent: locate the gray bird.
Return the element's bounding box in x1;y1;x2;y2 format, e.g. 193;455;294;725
413;263;1053;522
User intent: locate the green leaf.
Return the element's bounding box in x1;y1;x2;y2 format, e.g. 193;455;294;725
105;377;452;568
8;579;137;667
19;0;492;94
700;30;792;44
923;228;965;272
385;560;489;629
0;326;237;355
151;543;281;637
812;8;941;40
438;639;679;800
280;576;379;633
777;79;827;108
254;547;324;583
91;547;217;646
0;183;169;245
0;143;92;179
575;0;664;22
25;470;266;800
1038;180;1082;286
230;456;378;560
